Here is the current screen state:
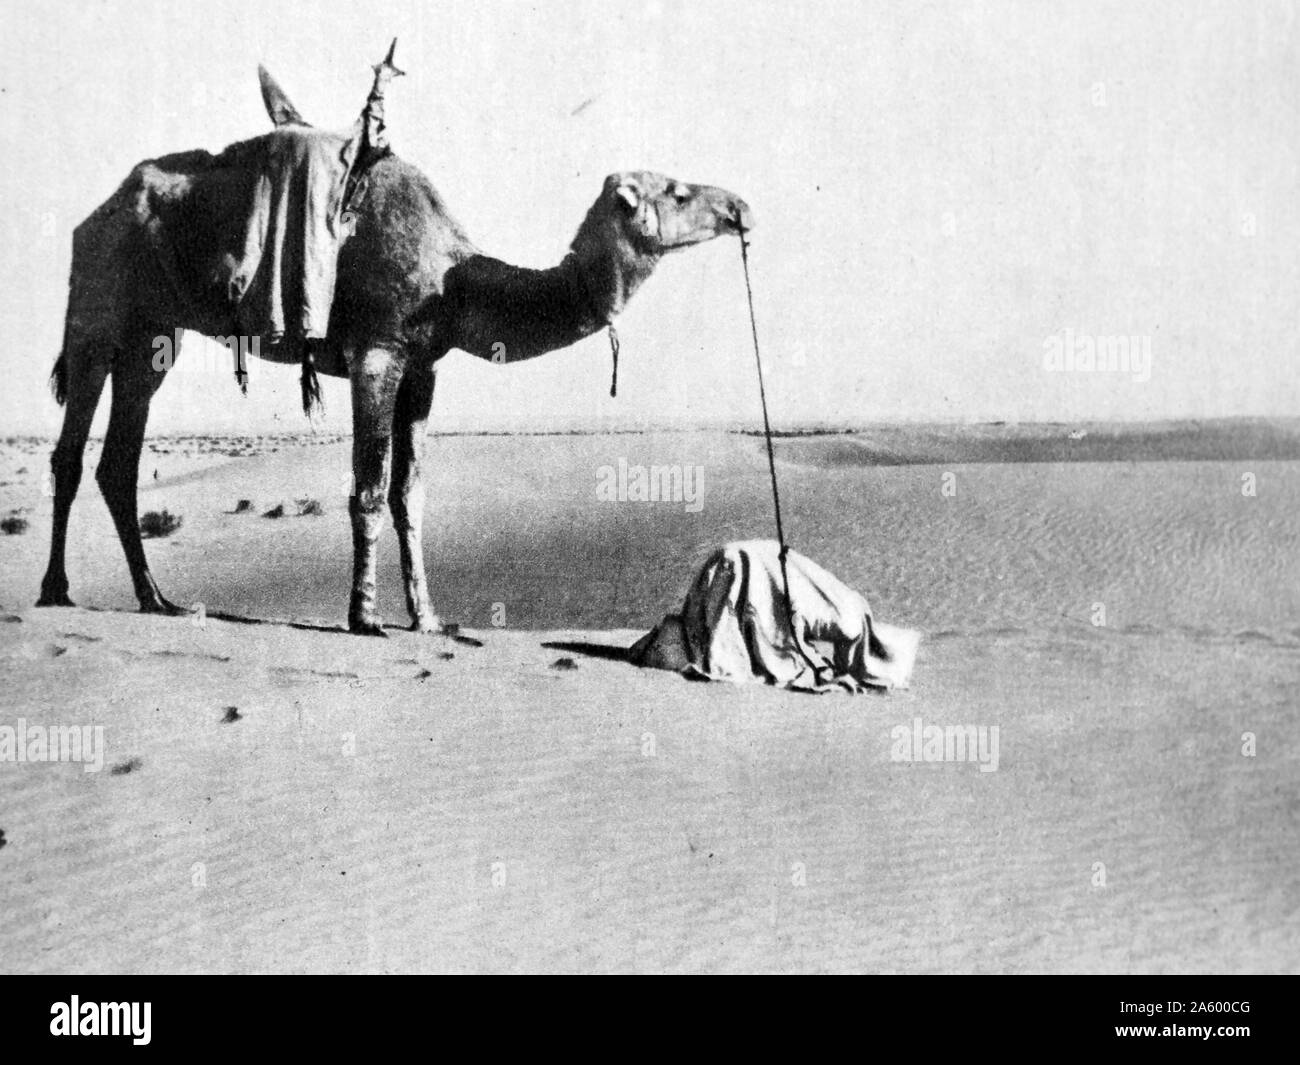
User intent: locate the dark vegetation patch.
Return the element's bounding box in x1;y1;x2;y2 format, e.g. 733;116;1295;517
139;510;182;538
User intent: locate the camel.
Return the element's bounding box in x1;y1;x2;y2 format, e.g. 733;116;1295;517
38;49;754;635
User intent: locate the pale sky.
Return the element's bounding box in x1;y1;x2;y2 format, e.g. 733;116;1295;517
1;0;1296;435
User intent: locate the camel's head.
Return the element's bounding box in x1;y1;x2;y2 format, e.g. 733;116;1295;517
587;171;755;257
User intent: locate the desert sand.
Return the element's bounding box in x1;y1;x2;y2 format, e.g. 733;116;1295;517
1;421;1297;973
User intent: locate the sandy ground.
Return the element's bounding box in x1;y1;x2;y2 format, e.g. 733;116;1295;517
1;423;1297;973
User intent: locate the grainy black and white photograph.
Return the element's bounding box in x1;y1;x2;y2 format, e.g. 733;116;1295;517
0;0;1296;995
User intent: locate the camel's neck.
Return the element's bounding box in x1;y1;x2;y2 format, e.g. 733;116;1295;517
565;215;662;325
446;215;660;363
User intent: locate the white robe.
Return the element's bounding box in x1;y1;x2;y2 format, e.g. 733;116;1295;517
630;541;920;693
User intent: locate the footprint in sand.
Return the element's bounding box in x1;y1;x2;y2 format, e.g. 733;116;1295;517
110;757;143;776
149;649;233;663
221;706;242;723
550;657;579;671
0;828;7;850
16;642;70;661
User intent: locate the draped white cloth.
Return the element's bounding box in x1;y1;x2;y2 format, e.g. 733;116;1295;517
630;541;920;693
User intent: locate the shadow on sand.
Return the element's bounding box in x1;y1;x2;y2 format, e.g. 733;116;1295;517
78;605;485;646
540;639;634;663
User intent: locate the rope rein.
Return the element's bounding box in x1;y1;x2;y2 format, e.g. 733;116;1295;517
585;218;818;678
737;226;821;676
737;227;788;560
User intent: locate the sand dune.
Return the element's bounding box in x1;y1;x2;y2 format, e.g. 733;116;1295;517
1;425;1297;972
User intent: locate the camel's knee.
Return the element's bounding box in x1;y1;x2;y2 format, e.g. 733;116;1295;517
348;492;389;543
350;480;388;515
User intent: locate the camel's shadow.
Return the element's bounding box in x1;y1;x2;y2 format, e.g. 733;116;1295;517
76;605;640;658
77;604;486;647
201;608;349;635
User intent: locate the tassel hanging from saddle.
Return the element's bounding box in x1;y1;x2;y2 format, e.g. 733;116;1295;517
300;341;324;419
233;343;249;397
231;338;323;418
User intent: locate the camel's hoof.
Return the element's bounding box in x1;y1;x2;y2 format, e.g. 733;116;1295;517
350;619;388;638
36;591;75;608
409;615;444;635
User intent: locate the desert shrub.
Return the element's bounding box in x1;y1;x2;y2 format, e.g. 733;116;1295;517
296;498;324;516
1;515;28;535
232;499;253;514
139;510;182;538
262;503;287;519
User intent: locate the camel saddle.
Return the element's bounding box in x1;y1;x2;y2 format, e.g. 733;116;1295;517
65;123;365;375
215;126;362;356
61;50;402;402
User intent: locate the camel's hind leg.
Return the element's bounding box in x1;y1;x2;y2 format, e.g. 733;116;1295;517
96;337;181;614
389;366;438;632
37;352;110;606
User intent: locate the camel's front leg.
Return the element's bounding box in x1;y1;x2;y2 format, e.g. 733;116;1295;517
347;346;403;636
389;366;439;632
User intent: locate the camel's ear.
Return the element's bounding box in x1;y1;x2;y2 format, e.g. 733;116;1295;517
614;177;641;213
259;65;309;127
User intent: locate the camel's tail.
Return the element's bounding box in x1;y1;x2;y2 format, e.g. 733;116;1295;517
50;353;68;406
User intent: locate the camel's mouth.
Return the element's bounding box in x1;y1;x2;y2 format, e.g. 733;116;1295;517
657;196;755;250
724;199;756;234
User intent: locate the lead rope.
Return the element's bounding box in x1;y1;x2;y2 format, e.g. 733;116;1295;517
737;225;821;680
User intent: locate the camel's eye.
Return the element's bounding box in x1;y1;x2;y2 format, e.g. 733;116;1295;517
671;184;691;204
